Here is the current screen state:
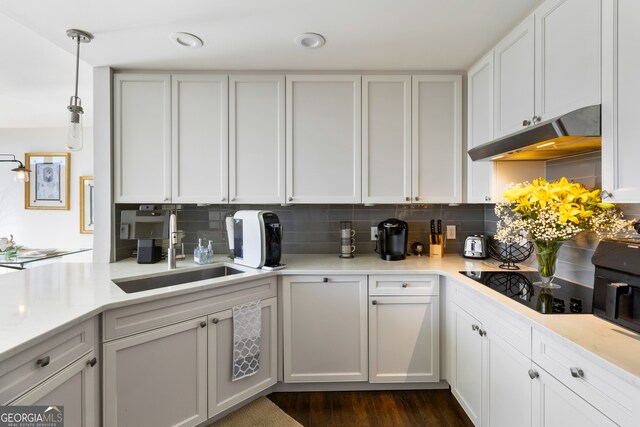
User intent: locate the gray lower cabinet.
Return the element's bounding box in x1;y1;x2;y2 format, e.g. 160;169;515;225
11;350;100;427
103;317;209;427
208;297;277;416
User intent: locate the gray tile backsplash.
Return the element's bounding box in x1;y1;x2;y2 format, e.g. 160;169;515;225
114;203;487;260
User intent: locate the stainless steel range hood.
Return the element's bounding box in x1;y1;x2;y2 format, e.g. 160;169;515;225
468;105;601;161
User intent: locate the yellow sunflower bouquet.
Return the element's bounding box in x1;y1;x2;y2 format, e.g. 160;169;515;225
495;177;633;287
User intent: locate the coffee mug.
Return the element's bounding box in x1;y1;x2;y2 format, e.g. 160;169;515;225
341;229;356;238
341;245;356;254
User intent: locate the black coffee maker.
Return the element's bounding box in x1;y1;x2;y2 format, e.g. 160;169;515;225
376;218;408;261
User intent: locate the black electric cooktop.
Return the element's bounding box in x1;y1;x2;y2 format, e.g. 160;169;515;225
458;271;593;314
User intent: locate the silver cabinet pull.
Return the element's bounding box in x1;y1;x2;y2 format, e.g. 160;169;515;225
484;195;491;201
163;197;169;202
600;190;612;200
212;318;219;324
402;283;408;288
471;324;479;331
220;197;226;202
288;196;293;202
87;357;98;368
570;367;584;378
522;119;532;126
199;321;207;328
478;329;487;337
532;115;541;124
231;197;236;201
322;277;329;283
528;369;539;379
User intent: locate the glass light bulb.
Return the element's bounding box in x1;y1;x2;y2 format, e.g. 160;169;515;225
65;110;83;151
14;169;29;182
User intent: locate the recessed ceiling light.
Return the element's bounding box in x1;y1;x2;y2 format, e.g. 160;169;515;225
294;33;326;49
169;32;204;48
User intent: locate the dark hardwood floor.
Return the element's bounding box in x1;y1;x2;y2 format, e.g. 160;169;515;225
268;390;474;427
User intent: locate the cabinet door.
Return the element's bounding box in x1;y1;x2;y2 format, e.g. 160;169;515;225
11;351;99;427
482;329;532;427
286;75;362;203
114;74;171;203
103;317;208;427
208;297;277;417
412;75;463;203
172;74;228;204
494;16;535;138
368;296;439;383
362;75;412;204
531;364;617;427
467;52;495;203
282;275;368;382
229;75;285;204
602;0;640;202
535;0;601;121
451;305;482;426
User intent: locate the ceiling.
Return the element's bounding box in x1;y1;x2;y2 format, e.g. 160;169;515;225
0;0;542;127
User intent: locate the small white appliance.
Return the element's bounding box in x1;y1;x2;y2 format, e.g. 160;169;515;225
228;210;282;269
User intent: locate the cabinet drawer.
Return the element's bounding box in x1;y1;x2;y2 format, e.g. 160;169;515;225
104;276;277;341
0;317;97;405
453;283;531;356
369;274;439;295
532;329;635;427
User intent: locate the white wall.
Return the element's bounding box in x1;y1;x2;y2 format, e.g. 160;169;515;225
0;127;93;261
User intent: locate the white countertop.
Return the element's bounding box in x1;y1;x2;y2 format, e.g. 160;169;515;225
1;253;638;388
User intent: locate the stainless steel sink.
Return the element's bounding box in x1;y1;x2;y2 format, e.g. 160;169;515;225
113;265;245;293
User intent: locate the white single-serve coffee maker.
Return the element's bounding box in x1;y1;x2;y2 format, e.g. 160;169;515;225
226;210;284;270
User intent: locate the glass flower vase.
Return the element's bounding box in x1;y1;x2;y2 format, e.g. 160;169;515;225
532;240;563;289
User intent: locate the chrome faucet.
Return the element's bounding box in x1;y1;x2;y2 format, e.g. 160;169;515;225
168;213;177;270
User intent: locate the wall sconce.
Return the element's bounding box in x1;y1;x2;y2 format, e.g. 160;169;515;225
65;29;93;152
0;154;31;182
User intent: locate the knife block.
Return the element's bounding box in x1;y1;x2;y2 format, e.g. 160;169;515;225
430;235;444;258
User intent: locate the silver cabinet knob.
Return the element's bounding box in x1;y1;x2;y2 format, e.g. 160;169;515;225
478;329;487;337
231;197;236;202
528;369;539;379
484;195;491;201
600;190;612;200
288;197;293;202
36;356;50;368
199;321;207;328
372;300;378;305
570;367;584;378
163;197;169;201
522;119;532;126
322;277;329;283
471;324;479;331
221;197;226;202
532;115;541;124
402;283;408;288
211;318;219;324
405;196;410;202
87;357;98;367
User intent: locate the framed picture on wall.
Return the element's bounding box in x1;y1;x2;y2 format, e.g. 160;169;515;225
80;176;94;234
25;152;70;210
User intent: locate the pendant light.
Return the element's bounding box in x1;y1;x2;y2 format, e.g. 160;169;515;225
65;29;93;151
0;154;31;182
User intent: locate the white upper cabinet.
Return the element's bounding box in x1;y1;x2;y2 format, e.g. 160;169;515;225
114;74;171;203
602;0;640;202
286;75;362;204
467;52;495;203
172;74;228;204
494;16;535;138
362;76;412;204
535;0;601;120
229;75;285;204
412;75;463;204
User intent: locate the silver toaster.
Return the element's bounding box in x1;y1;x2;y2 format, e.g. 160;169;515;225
463;235;487;259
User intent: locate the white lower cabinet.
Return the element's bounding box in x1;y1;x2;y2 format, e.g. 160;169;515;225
368;296;439;383
103;317;209;427
11;351;100;427
449;284;534;427
531;364;616;427
282;275;368;382
207;297;277;416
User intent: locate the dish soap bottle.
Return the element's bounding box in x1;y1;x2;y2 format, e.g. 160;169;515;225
207;240;214;264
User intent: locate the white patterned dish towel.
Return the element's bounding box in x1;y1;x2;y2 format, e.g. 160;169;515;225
232;300;262;381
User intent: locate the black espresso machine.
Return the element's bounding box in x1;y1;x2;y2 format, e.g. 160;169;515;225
375;218;408;261
591;238;640;333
